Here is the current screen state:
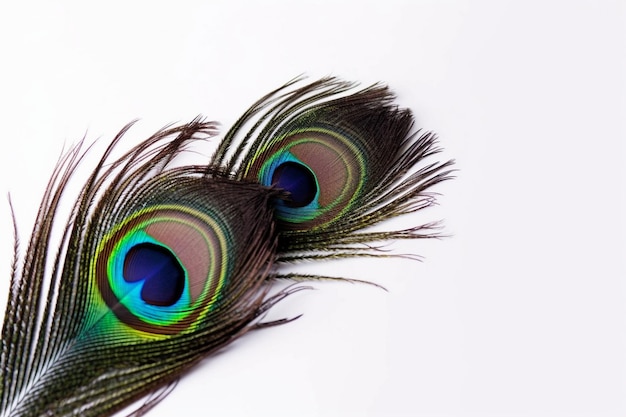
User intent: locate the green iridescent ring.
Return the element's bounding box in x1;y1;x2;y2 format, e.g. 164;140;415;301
93;205;230;335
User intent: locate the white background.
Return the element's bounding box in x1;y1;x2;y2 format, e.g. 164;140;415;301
0;1;624;416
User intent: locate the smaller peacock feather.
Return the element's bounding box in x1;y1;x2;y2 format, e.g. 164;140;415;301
211;77;455;260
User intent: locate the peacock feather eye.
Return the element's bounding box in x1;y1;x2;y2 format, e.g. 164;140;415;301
93;205;230;335
247;127;366;229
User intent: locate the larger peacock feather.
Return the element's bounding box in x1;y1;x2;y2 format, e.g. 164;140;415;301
211;77;455;262
0;120;297;416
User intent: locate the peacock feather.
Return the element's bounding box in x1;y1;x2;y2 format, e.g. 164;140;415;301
0;78;454;416
0;120;298;416
211;77;455;261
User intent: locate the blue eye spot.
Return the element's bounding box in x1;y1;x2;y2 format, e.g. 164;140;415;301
272;162;317;208
123;243;185;307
